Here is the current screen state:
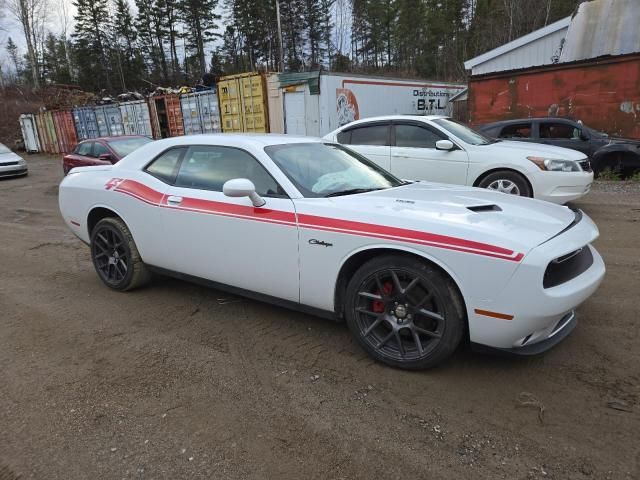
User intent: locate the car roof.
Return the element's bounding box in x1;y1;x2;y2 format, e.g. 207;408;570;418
148;133;325;149
337;115;449;129
482;117;578;127
83;135;150;142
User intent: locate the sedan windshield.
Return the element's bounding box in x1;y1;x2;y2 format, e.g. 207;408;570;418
432;118;493;145
107;137;152;157
265;142;403;198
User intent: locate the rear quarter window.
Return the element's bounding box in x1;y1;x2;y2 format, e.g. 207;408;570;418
145;148;185;184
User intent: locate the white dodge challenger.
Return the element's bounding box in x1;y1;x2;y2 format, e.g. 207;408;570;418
59;135;605;369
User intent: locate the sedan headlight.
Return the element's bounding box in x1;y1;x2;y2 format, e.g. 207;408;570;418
527;156;581;172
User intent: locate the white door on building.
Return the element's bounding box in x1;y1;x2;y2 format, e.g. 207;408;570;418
284;91;306;136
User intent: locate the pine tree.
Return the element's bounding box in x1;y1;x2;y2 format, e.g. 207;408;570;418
6;37;21;78
72;0;112;91
179;0;221;79
136;0;170;84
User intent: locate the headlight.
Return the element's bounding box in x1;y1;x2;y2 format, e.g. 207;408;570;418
527;156;581;172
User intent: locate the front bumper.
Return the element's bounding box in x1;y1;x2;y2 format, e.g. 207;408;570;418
0;165;28;178
471;311;576;356
468;212;605;354
532;170;593;204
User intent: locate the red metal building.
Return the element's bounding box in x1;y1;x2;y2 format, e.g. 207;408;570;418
468;54;640;139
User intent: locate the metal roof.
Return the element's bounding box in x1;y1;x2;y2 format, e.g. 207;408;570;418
464;17;571;71
560;0;640;62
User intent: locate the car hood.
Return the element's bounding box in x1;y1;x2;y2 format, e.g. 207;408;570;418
0;151;25;164
319;182;578;256
480;140;587;160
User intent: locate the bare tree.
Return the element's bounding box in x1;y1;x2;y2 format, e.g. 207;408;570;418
4;0;49;88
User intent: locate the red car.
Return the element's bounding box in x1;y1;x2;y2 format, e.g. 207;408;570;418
63;136;153;175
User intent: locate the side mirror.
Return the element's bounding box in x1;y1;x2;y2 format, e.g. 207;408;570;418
435;139;455;151
579;130;589;141
223;178;266;207
99;153;115;163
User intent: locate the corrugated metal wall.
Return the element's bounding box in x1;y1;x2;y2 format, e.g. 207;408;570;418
73;107;99;140
52;110;78;153
149;95;185;138
94;105;125;137
180;91;221;135
218;73;269;133
468;54;640;139
119;100;153;136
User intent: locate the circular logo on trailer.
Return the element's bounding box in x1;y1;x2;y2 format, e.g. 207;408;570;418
336;88;359;126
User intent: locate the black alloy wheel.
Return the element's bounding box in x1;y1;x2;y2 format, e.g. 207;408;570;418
345;255;465;369
90;217;150;291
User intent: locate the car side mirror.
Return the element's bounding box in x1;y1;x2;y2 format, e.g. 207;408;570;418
223;178;266;207
579;130;589;141
99;153;115;163
435;139;455;151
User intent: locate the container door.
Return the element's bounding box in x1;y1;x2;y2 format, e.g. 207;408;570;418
166;95;185;137
148;98;162;139
198;92;221;134
53;111;78;153
106;105;125;136
284;91;306;135
180;94;201;135
218;79;243;132
240;74;267;133
45;112;60;154
20;115;40;152
95;106;110;137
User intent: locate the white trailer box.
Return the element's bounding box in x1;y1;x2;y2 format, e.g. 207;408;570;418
277;72;466;137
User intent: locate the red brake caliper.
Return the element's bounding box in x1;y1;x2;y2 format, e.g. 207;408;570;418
372;282;393;313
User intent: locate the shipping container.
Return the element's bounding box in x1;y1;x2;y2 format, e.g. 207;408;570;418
180;91;221;135
19;114;41;152
272;72;466;137
119;100;153;137
35;111;60;154
52;110;78;153
218;72;269;133
73;107;99;140
468;53;640;139
149;94;185;138
267;73;285;134
94;104;125;137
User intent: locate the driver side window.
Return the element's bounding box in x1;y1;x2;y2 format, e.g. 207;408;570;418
540;123;580;140
175;146;285;197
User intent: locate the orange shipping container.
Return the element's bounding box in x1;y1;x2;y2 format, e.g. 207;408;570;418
52;110;78;153
149;94;185;139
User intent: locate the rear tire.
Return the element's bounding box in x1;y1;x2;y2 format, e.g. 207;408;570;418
344;255;465;370
90;217;150;291
478;170;532;197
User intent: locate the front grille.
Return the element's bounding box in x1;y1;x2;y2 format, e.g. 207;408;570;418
579;160;592;172
1;161;19;166
543;247;594;288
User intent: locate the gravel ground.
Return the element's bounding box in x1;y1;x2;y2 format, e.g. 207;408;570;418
1;155;639;479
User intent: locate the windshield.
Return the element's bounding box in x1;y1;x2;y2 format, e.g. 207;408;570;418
432;118;493;145
107;137;152;157
264;142;403;198
0;144;11;154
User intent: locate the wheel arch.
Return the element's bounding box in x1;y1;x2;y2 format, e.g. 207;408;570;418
333;245;468;323
86;205;128;239
592;148;640;174
472;167;534;196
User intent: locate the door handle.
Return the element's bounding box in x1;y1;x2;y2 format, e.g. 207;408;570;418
166;195;183;205
392;153;410;158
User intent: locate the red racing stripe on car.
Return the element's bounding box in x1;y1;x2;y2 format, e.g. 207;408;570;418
298;214;524;261
111;180;524;262
114;179;165;206
165;196;297;225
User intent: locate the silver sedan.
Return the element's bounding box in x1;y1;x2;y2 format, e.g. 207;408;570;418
0;143;28;178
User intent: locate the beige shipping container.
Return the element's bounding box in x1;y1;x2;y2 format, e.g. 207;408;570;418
218;72;269;133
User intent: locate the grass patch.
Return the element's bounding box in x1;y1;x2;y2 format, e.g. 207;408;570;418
597;169;622;181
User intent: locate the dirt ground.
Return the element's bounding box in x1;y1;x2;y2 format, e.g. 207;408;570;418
1;155;638;480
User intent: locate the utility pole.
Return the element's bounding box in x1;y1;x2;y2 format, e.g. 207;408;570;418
275;0;284;72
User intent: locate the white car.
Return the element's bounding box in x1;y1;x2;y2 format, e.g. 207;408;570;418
0;143;28;178
58;135;605;369
324;116;593;204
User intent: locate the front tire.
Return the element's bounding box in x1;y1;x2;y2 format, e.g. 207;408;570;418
344;255;465;370
478;170;532;197
90;217;150;291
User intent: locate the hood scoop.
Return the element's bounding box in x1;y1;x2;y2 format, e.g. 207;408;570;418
467;204;502;213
